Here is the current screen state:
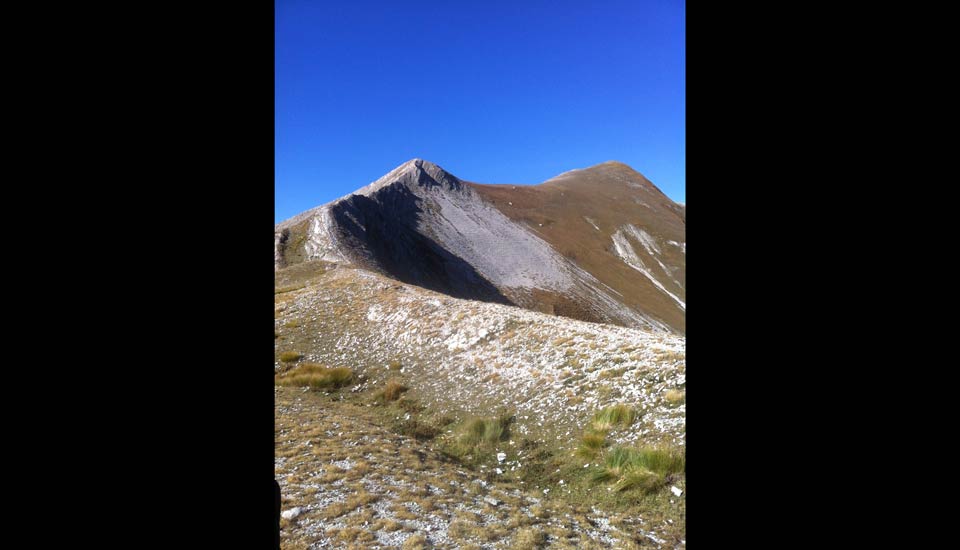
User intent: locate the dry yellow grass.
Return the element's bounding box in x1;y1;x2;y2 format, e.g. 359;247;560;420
390;504;418;521
409;494;436;512
512;527;545;550
345;460;371;480
665;389;685;405
383;379;409;401
656;349;686;363
280;351;303;362
599;367;628;379
319;491;379;519
383;519;402;532
276;363;353;390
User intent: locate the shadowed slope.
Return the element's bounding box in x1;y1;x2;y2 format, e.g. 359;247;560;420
330;186;511;304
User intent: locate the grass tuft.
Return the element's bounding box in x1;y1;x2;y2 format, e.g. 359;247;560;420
451;412;514;459
614;468;662;492
319;490;378;519
279;351;303;363
575;431;608;459
383;379;409;402
634;447;686;474
591;404;636;432
590;445;685;494
511;527;545;550
275;363;353;390
665;389;685;405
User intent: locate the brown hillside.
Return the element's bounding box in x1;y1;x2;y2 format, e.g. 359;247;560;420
470;162;685;333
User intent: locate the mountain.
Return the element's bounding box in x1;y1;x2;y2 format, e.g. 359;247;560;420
275;159;685;334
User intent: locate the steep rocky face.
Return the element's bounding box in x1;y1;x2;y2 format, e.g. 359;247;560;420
276;159;684;333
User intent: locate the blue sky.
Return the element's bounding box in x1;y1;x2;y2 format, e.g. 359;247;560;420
276;0;684;223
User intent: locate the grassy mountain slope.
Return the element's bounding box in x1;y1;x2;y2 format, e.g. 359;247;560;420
275;261;686;548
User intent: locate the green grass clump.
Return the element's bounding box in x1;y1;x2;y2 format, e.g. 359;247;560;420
459;417;505;447
279;351;303;363
634;447;685;474
591;404;636;432
590;446;685;494
615;468;663;493
452;412;514;457
275;363;353;390
590;447;638;483
575;431;608;459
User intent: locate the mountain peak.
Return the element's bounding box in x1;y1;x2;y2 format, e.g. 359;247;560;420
395;158;428;171
393;158;443;174
591;160;637;171
357;158;462;197
545;160;644;185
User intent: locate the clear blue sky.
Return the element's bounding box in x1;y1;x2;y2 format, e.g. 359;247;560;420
276;0;684;223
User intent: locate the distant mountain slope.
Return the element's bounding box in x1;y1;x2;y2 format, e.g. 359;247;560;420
470;161;685;333
276;159;685;333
